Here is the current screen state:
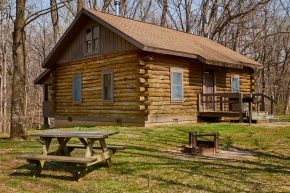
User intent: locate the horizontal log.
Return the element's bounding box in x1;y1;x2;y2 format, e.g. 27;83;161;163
139;87;146;92
138;69;146;74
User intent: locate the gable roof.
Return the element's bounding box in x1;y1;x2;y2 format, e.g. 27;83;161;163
41;8;262;69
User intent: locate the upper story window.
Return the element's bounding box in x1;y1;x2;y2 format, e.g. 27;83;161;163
85;26;100;54
72;75;82;103
231;74;240;93
102;69;114;102
171;67;183;102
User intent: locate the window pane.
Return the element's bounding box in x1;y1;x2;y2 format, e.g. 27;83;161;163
171;70;183;101
232;78;239;93
87;40;92;53
93;26;100;39
73;76;81;102
94;39;100;52
86;29;92;40
103;73;112;100
173;85;182;100
173;72;182;86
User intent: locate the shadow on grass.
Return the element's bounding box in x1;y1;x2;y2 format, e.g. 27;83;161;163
0;137;10;140
116;145;290;175
10;161;108;181
139;174;236;193
230;145;290;161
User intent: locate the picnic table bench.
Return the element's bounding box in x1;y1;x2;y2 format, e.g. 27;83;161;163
16;130;126;180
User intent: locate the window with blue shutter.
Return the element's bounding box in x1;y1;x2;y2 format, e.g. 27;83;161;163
171;68;183;102
231;74;240;93
72;75;82;103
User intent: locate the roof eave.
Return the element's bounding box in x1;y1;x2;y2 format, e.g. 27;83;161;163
34;69;52;85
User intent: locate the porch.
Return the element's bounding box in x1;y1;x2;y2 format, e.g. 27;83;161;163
197;93;276;123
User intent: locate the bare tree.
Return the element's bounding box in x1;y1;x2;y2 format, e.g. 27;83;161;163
10;0;27;139
50;0;60;43
159;0;168;27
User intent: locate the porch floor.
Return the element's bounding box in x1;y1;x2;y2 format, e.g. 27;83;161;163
198;111;247;118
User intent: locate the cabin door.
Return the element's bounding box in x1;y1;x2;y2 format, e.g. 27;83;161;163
203;70;215;111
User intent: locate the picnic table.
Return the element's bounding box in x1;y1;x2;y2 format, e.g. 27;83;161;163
17;130;126;180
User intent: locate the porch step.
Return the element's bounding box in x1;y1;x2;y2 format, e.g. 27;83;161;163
246;113;278;123
251;111;269;116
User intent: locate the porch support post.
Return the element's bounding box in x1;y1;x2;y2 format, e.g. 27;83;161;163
239;93;244;123
270;96;274;115
248;94;252;126
220;96;224;112
197;94;201;113
43;85;49;129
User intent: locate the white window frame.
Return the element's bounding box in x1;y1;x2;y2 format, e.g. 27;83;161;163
231;74;240;93
170;67;184;102
72;74;82;104
102;69;114;103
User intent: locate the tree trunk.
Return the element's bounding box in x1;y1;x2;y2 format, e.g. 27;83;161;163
120;0;127;16
77;0;84;12
102;0;112;12
284;83;290;115
160;0;168;27
10;0;27;139
50;0;60;43
201;0;209;37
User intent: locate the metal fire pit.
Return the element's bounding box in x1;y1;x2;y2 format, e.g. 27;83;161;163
183;132;219;155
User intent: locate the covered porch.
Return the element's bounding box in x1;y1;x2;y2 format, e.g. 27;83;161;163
197;92;276;123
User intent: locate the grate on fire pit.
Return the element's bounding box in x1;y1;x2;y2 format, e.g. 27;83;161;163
183;132;219;156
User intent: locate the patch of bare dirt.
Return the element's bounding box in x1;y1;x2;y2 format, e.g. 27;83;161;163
208;148;256;160
254;122;290;128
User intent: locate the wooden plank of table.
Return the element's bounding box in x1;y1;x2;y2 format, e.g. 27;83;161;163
99;138;112;167
17;154;97;164
55;137;71;156
32;130;118;139
85;139;94;158
42;138;52;155
86;150;113;167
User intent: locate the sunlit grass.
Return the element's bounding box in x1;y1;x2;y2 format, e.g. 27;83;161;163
0;123;289;192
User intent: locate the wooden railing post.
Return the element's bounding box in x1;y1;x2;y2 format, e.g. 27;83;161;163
188;132;193;148
239;92;244;122
261;95;265;111
197;94;201;113
248;94;252;126
192;132;197;148
220;96;224;112
214;133;219;153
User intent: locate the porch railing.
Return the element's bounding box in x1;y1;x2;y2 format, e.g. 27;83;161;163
197;92;276;122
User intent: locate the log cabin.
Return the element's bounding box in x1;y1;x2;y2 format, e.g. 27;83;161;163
35;8;275;128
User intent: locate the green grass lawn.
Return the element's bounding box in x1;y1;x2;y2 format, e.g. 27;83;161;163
278;115;290;122
0;123;289;193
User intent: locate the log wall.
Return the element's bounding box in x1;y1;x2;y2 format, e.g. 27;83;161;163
140;55;203;124
51;50;255;127
53;51;145;126
142;54;254;125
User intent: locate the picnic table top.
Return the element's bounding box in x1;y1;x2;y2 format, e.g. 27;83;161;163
32;129;118;138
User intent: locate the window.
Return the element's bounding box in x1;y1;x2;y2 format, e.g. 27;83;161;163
72;75;82;103
85;26;100;53
231;74;240;93
171;68;183;102
85;29;92;53
102;69;114;102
